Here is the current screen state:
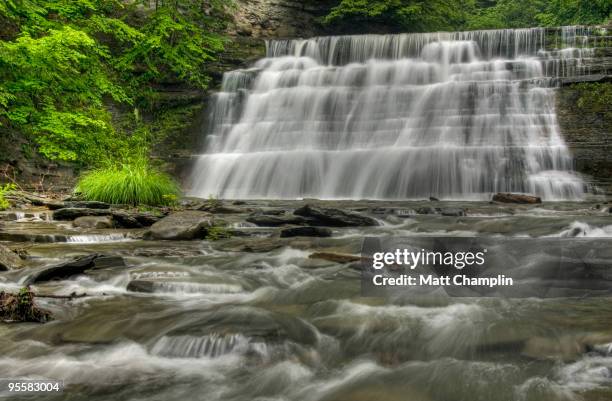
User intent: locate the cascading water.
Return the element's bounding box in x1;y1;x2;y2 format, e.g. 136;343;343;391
190;27;601;200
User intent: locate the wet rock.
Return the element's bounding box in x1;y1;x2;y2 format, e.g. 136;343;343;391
1;287;52;323
217;238;285;253
25;254;101;284
232;200;247;205
111;210;161;228
73;216;114;229
0;244;22;271
53;208;110;220
293;204;378;227
416;206;438;215
147;211;214;240
92;256;126;270
64;201;110;209
309;252;362;264
246;213;309;227
492;193;542;204
127;280;155;293
280;226;332;238
440;208;466;217
429;196;440;201
8;192;64;210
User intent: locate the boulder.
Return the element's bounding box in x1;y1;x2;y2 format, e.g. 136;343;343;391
25;254;101;284
73;216;114;229
0;244;22;271
293;205;378;227
492;193;542;204
64;201;111;209
92;256;126;270
247;213;309;227
416;206;438;215
111;210;162;228
309;252;362;264
147;211;215;240
53;208;111;221
429;196;440;201
127;280;155;293
280;226;332;238
440;208;466;217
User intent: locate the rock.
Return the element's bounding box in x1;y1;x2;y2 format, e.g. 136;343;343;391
25;254;101;284
293;205;378;227
429;196;440;201
111;210;161;228
309;252;362;264
416;206;438;215
440;208;466;217
147;211;215;240
64;201;110;209
217;238;285;253
92;256;126;270
73;216;114;229
127;280;155;293
280;226;332;238
9;192;64;210
0;244;22;271
492;193;542;204
53;208;111;221
246;213;309;227
232;200;247;205
209;205;245;214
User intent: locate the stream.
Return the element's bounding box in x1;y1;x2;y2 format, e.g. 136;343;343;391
1;200;612;401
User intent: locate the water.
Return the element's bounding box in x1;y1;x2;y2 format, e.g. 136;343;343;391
190;26;603;200
1;200;612;400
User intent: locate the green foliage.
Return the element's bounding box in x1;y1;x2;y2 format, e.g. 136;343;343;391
574;82;612;123
325;0;475;32
0;0;228;166
0;183;17;210
75;156;180;206
205;225;231;241
326;0;611;31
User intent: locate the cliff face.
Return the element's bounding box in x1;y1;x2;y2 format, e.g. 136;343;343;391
229;0;337;38
557;82;612;195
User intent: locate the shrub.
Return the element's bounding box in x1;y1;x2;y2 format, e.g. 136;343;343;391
0;183;16;211
75;158;179;206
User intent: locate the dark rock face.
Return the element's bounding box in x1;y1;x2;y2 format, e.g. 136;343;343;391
127;280;155;293
111;210;161;228
247;213;309;227
25;254;101;284
73;216;114;229
64;201;110;209
293;205;378;227
416;207;438;215
147;211;214;240
280;226;332;238
53;208;110;220
556;82;612;195
0;244;22;271
492;193;542;204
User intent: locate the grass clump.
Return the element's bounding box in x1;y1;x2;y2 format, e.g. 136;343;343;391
76;157;179;207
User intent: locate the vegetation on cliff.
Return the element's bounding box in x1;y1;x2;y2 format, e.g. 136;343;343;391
325;0;611;32
0;0;229;168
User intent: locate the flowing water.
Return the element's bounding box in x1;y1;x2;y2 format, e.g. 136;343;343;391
1;200;612;401
190;26;606;200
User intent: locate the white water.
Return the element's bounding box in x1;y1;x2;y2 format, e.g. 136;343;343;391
190;27;599;200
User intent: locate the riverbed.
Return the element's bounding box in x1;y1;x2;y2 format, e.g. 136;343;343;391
1;199;612;401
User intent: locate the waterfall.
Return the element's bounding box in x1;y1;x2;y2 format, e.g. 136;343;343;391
190;26;599;200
